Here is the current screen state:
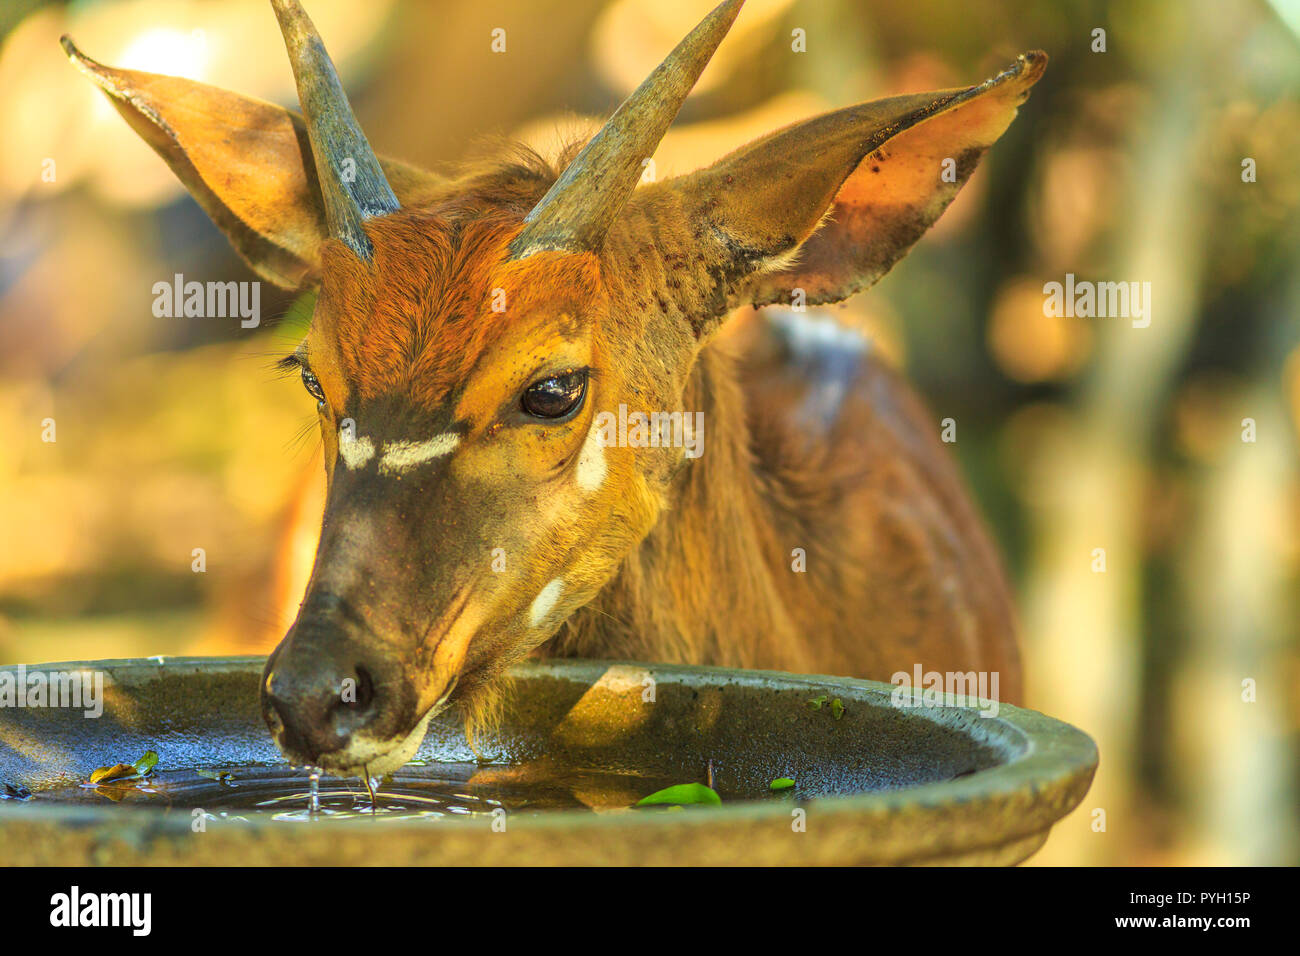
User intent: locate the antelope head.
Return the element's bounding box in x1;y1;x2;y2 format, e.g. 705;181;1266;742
65;0;1045;775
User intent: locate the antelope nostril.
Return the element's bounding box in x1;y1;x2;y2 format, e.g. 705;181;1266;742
349;664;375;710
265;699;285;737
268;692;310;755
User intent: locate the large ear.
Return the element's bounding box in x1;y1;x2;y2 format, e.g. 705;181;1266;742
61;37;440;290
660;51;1047;315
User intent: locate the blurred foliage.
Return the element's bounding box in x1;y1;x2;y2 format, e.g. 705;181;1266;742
0;0;1297;864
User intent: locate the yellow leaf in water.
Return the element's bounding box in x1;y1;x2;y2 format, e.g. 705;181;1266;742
88;763;136;784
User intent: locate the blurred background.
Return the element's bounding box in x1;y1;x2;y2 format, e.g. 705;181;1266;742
1;0;1297;864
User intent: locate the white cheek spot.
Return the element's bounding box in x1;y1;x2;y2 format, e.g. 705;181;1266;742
379;433;461;475
528;577;565;628
575;418;606;492
339;436;376;470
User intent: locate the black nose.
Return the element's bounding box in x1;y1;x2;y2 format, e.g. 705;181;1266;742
260;617;400;764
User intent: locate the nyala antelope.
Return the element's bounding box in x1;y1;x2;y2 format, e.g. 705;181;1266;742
65;0;1045;775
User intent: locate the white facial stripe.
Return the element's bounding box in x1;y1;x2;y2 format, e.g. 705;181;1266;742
529;577;565;628
339;435;376;470
377;433;461;475
575;417;607;492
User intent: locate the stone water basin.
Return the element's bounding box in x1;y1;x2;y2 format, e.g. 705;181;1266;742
0;656;1096;865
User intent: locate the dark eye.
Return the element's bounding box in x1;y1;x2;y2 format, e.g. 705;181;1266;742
301;366;326;404
521;369;588;420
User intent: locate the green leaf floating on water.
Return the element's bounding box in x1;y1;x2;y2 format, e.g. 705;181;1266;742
134;751;159;775
769;778;796;791
808;694;845;719
635;783;722;807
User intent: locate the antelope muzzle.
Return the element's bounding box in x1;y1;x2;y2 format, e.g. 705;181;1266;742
260;592;427;776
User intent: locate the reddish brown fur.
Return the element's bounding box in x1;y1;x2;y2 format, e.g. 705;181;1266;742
301;149;1021;722
70;32;1039;763
310;153;604;412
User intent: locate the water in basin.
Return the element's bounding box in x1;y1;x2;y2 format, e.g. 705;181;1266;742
22;762;751;822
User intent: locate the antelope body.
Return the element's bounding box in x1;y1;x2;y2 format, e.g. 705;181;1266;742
65;0;1044;775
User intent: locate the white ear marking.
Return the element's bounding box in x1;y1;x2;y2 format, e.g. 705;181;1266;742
379;433;461;475
529;577;565;627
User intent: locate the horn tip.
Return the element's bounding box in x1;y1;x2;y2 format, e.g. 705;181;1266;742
270;0;310;33
699;0;746;41
508;0;749;260
707;0;746;34
60;34;121;93
59;34;90;66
